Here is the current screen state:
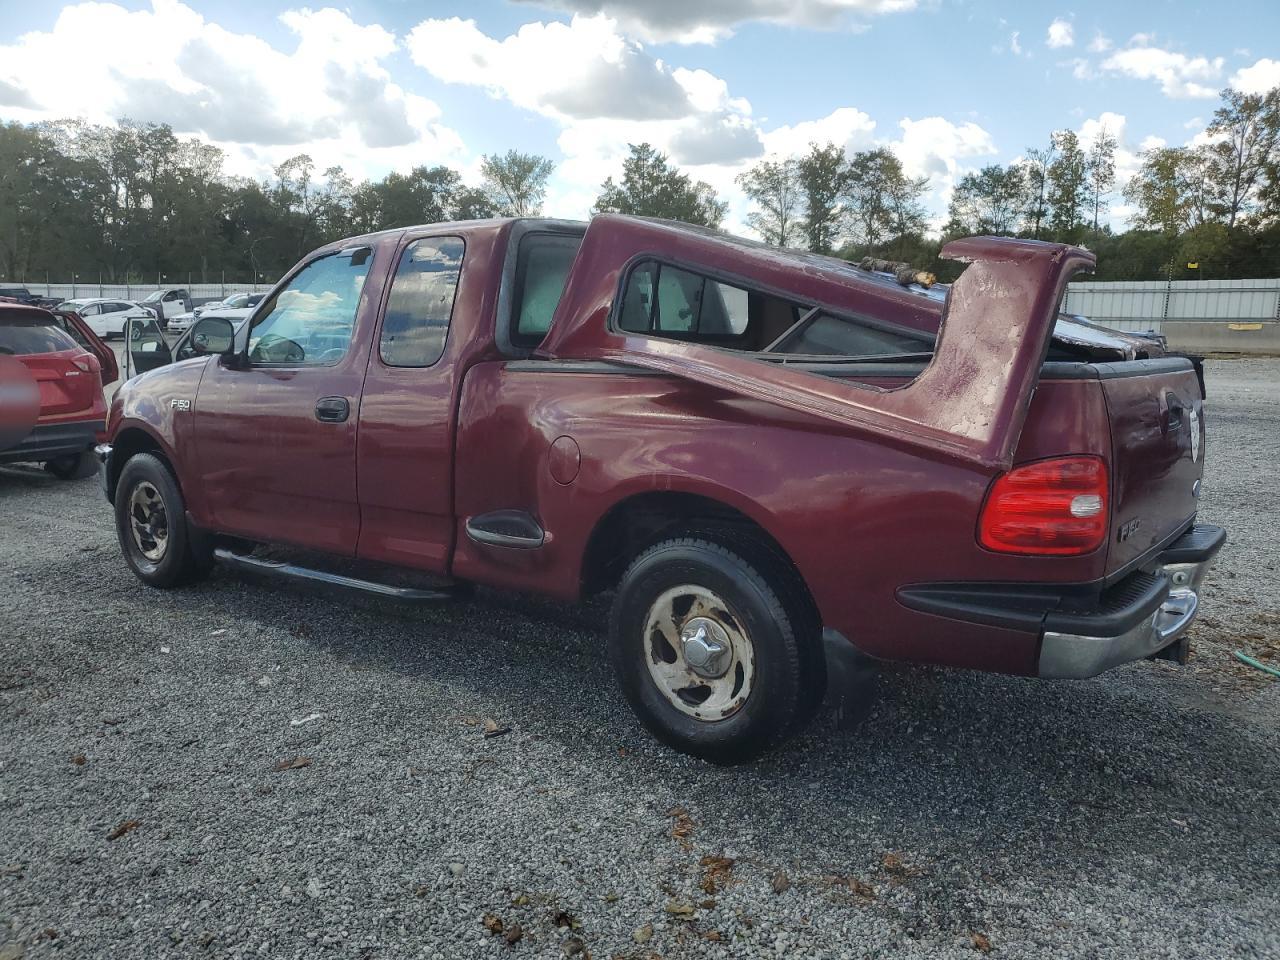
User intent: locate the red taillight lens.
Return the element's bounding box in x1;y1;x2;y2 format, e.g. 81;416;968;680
72;354;100;374
979;455;1109;556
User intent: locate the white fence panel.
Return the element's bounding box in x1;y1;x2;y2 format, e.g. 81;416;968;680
20;281;277;303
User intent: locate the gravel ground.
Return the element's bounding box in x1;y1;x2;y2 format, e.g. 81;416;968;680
1;359;1278;960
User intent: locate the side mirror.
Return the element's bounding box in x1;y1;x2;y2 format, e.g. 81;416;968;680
190;316;235;356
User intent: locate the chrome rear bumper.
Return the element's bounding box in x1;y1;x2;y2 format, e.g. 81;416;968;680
1038;552;1214;679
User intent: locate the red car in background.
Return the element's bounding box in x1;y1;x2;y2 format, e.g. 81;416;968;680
0;303;116;479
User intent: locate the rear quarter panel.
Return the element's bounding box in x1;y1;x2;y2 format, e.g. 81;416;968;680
453;364;1115;675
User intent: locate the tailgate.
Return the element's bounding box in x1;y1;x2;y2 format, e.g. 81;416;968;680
1098;358;1205;573
23;349;100;418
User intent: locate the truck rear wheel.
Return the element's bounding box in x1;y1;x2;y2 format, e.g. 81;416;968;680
113;453;212;589
608;537;816;764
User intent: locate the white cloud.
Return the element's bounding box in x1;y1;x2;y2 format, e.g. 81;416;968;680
511;0;918;44
892;117;996;180
405;16;694;122
760;107;878;157
1047;18;1074;49
0;0;465;180
1230;58;1280;95
1088;32;1112;53
1101;40;1224;98
1010;31;1023;56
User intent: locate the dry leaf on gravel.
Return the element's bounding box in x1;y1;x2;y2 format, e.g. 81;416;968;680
70;754;86;766
971;932;992;953
554;910;581;931
504;923;523;945
482;718;511;739
107;819;141;840
273;756;312;771
664;900;697;919
698;855;735;894
880;852;921;880
633;923;653;943
666;806;695;847
771;871;790;894
483;913;504;935
824;875;876;900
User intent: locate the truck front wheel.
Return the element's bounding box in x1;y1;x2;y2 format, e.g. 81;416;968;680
113;453;212;589
608;538;816;764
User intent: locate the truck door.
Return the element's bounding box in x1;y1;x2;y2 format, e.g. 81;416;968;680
354;233;467;572
191;246;376;555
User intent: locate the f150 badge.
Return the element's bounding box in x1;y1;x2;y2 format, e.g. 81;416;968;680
1118;517;1142;542
170;399;191;411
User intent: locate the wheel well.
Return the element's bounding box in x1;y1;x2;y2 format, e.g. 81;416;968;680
107;428;172;499
580;491;818;620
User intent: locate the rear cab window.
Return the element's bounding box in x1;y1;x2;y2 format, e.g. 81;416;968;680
0;317;80;355
510;233;584;349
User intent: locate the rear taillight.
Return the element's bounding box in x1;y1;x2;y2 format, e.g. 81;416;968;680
979;455;1109;556
72;354;100;374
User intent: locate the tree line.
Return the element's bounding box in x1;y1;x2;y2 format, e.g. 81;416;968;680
731;84;1280;280
0;119;556;283
2;82;1278;284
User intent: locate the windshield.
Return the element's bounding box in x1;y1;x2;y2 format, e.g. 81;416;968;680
0;318;79;355
142;291;163;302
222;294;249;308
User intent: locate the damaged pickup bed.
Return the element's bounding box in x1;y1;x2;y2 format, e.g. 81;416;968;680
98;214;1225;763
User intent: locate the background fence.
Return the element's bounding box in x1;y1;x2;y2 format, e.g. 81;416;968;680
17;280;277;302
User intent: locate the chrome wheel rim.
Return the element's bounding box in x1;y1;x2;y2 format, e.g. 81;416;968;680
643;584;755;721
128;481;169;562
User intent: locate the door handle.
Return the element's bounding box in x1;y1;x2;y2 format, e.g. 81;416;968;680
315;397;350;423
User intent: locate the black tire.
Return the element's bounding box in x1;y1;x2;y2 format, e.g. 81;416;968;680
608;537;820;764
113;452;212;588
45;450;98;480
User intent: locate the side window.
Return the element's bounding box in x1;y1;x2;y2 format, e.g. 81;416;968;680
511;233;583;347
619;263;657;332
81;303;100;316
618;261;751;339
249;249;370;366
379;236;464;368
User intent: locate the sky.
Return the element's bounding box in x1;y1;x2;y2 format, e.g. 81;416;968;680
1;0;1277;236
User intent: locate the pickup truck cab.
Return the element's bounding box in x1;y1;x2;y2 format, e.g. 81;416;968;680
139;287;196;321
100;216;1224;762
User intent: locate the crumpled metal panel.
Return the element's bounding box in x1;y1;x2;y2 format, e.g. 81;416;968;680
539;217;1095;472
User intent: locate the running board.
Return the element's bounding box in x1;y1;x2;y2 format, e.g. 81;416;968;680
213;548;459;601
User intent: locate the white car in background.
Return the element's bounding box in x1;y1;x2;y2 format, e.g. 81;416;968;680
167;292;265;332
54;298;152;339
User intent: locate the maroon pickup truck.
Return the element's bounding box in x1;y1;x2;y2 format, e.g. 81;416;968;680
99;215;1224;762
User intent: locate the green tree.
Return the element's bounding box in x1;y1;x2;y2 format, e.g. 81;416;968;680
843;149;928;254
796;142;845;253
1124;145;1215;233
1021;141;1056;239
1085;125;1118;234
736;157;802;246
944;164;1027;236
1204;86;1280;228
593;143;726;227
480;150;554;217
1047;129;1088;238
